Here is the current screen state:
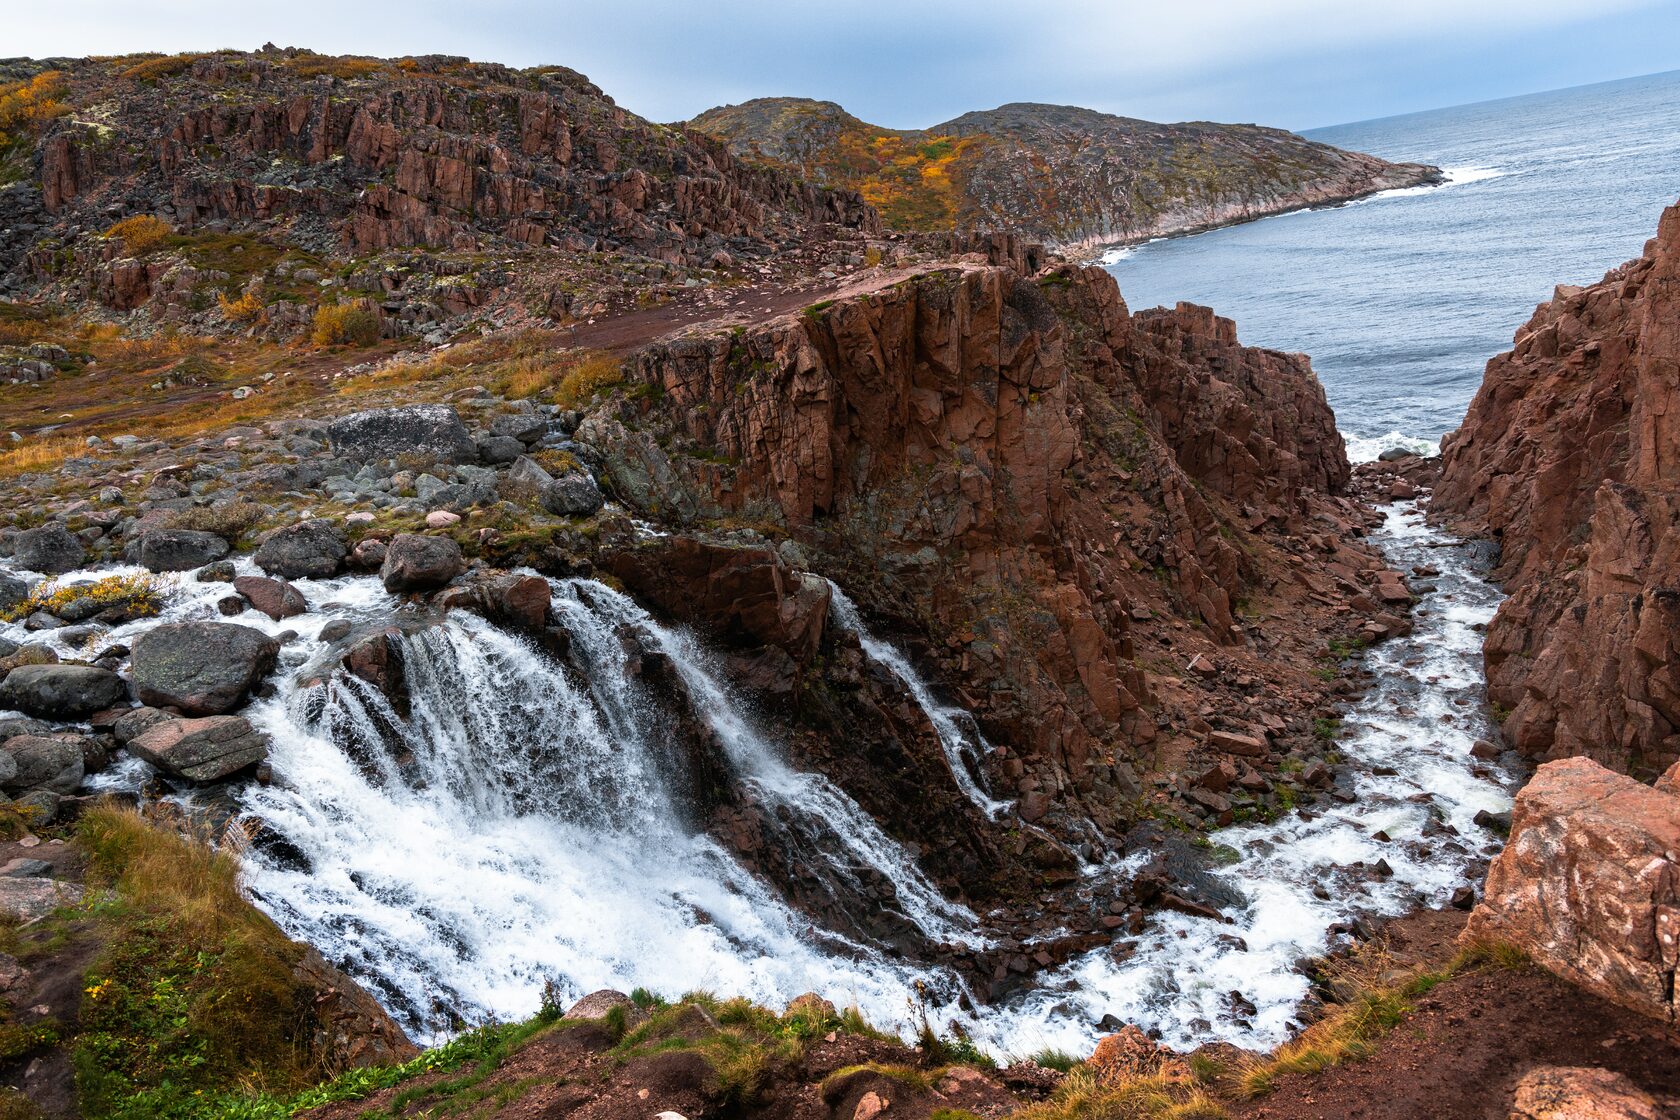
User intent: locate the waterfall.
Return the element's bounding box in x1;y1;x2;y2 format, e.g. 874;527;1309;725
826;584;1011;818
238;580;981;1041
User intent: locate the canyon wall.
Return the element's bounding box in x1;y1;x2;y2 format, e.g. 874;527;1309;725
1436;202;1680;778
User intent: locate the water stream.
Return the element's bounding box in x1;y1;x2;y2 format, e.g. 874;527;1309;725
0;501;1514;1055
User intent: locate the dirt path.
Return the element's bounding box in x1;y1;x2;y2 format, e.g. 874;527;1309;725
1234;911;1680;1120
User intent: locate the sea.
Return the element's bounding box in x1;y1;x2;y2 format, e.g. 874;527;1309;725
1102;69;1680;462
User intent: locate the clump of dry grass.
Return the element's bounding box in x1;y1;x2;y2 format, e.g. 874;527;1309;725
103;215;172;257
552;351;623;408
1;572;167;623
0;435;86;479
1008;1067;1227;1120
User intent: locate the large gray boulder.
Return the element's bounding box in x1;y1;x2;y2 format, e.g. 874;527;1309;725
12;524;84;575
0;664;126;719
501;456;605;517
130;622;279;715
254;519;348;581
380;534;464;593
125;529;230;573
328;404;476;465
128;715;268;782
2;735;85;794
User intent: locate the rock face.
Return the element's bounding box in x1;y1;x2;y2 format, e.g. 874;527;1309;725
130;621;279;714
380;533;464;592
328;405;477;466
10;523;85;574
1436;202;1680;777
691;97;1441;252
0;663;126;719
254;519;349;581
128;714;269;782
596;252;1386;826
1464;757;1680;1024
1508;1066;1666;1120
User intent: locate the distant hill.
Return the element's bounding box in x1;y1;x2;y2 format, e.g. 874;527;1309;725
689;97;1442;254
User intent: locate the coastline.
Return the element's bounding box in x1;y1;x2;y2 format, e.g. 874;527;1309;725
1070;162;1447;263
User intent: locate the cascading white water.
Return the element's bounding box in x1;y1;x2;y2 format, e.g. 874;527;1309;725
990;500;1515;1054
237;579;983;1042
826;584;1011;818
1;501;1515;1057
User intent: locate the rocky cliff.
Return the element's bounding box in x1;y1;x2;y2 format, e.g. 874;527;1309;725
1435;201;1680;779
690;97;1442;254
0;48;877;337
572;240;1409;843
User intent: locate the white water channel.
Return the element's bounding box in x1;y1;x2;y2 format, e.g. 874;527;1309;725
0;501;1513;1055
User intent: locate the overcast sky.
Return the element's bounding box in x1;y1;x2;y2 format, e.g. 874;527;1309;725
9;1;1679;131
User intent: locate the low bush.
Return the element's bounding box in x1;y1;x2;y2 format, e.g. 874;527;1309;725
311;302;381;347
1;573;166;624
118;54;209;82
104;215;172;257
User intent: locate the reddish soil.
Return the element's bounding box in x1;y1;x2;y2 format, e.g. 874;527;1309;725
1234;911;1680;1120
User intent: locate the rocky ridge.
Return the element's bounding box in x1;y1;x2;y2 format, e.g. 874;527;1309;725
690;97;1442;254
1435;201;1680;778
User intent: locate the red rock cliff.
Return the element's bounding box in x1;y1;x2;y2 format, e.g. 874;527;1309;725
1436;201;1680;778
581;254;1400;829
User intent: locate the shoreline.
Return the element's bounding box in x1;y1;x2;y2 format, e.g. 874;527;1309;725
1073;163;1448;264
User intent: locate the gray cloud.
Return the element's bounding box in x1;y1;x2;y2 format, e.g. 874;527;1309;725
8;1;1677;130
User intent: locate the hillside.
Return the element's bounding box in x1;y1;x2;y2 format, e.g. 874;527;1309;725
689;97;1443;254
0;47;879;348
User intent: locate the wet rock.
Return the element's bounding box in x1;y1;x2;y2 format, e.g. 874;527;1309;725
1465;757;1680;1023
319;619;353;643
0;664;126;719
254;519;348;580
434;571;551;631
381;534;464;592
233;575;308;621
112;706;174;744
125;529;230;573
11;524;84;574
2;736;86;794
130;621;279;715
328;404;476;465
197;560;237;583
1451;885;1476;910
128;715;269;782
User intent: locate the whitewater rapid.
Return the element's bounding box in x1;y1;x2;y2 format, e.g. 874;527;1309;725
0;501;1513;1056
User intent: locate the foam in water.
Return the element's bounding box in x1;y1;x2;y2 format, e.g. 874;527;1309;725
235;578;983;1042
1342;430;1443;463
8;502;1512;1058
826;584;1011;818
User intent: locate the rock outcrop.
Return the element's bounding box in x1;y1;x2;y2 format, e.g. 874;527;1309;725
691;97;1441;252
1464;757;1679;1024
589;251;1395;831
1436;202;1680;777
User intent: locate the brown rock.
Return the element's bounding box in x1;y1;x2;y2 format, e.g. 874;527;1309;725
1463;757;1680;1022
1085;1024;1190;1086
233;575;309;621
1208;730;1267;757
1437;202;1680;777
128;715;269;783
1508;1065;1664;1120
